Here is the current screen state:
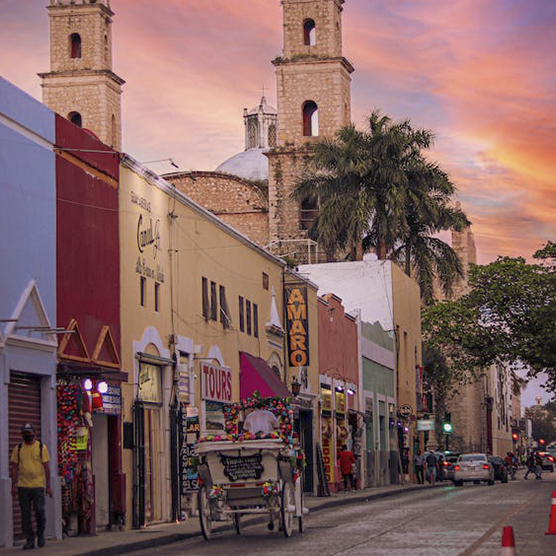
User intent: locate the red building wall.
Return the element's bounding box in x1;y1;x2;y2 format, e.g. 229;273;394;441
318;294;358;384
55;115;120;355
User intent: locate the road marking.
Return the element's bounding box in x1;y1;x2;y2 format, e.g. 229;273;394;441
458;490;540;556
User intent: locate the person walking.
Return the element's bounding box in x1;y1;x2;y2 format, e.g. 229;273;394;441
414;450;425;484
523;452;536;480
534;452;543;480
10;423;52;549
338;444;356;492
425;452;438;484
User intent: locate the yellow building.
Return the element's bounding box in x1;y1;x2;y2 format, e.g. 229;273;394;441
119;155;319;528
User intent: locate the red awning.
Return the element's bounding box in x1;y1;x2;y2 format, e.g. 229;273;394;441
239;352;291;400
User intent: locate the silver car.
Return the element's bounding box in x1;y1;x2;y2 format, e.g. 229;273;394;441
453;453;494;486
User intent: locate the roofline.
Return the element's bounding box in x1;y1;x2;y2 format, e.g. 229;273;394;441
120;154;287;268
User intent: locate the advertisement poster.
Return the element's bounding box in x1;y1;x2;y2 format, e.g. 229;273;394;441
180;411;200;494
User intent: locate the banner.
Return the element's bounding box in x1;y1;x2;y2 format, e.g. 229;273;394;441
285;285;310;367
180;411;200;494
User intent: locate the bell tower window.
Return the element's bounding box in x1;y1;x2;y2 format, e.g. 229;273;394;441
68;111;82;127
300;197;318;230
303;19;316;46
70;33;82;59
302;101;319;137
268;124;277;148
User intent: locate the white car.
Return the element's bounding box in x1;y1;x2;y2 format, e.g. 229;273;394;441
453;453;494;486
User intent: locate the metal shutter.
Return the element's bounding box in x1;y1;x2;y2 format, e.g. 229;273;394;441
8;372;42;540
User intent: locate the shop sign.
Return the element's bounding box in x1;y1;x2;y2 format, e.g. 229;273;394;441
285;285;310;367
101;385;122;415
180;411;200;493
398;404;412;418
335;390;346;414
417;419;435;431
321;385;332;413
201;362;232;403
138;362;162;404
321;432;334;484
177;364;190;404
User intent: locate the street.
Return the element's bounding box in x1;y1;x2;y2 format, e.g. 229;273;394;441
131;473;556;556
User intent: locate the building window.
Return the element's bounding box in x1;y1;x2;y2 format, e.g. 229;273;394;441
302;101;319;136
303;19;316;46
300;197;318;230
140;277;146;307
202;277;209;320
262;272;269;290
248;120;258;149
246;300;252;335
253;303;259;338
154;282;160;312
268;124;277;148
219;286;232;330
70;33;82;58
239;296;245;332
210;281;218;321
68;111;82;128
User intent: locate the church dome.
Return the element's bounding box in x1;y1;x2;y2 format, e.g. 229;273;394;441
216;148;269;181
247;96;277;116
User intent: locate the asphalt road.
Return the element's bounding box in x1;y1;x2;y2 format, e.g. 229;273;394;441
130;472;556;556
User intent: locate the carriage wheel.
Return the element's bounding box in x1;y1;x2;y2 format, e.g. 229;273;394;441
281;482;294;538
198;487;212;540
233;513;241;535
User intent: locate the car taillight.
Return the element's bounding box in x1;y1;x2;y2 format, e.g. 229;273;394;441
454;465;460;471
549;456;554;462
443;461;449;466
483;464;490;470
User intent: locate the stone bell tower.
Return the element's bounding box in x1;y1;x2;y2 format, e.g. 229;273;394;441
39;0;124;149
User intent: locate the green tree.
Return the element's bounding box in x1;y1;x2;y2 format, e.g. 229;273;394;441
292;110;467;303
422;242;556;397
524;404;556;444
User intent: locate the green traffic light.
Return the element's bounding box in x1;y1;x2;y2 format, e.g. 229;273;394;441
443;423;452;434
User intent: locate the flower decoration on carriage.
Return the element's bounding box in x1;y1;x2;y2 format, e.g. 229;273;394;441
208;485;226;501
261;480;279;500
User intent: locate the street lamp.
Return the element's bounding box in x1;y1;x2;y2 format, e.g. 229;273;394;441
291;378;301;397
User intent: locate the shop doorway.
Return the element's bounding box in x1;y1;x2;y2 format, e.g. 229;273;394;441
8;372;42;540
299;410;314;493
91;414;109;528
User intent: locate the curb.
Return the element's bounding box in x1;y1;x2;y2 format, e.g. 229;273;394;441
61;483;450;556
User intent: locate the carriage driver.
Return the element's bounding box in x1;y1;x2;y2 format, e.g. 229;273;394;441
243;403;280;434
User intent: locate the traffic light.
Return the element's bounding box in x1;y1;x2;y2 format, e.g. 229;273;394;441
442;422;452;435
512;433;518;441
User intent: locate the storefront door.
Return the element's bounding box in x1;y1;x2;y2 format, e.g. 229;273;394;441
91;414;109;528
8;372;42;540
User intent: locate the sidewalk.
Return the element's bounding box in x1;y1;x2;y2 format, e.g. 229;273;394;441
1;482;444;556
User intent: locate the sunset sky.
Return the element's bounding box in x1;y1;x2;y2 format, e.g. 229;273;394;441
1;0;554;268
1;0;554;403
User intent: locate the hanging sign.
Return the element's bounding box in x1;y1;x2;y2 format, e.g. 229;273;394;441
201;362;232;403
101;385;122;415
285;285;310;367
137;363;162;404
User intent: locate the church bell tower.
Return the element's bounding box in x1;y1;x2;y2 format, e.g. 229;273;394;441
39;0;124;149
266;0;354;260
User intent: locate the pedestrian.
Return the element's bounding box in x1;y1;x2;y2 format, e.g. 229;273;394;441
437;455;445;481
414;450;425;484
10;423;52;549
523;452;536;480
425;451;438;484
338;444;356;492
534;452;543;480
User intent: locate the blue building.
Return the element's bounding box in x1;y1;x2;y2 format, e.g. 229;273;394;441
0;77;61;546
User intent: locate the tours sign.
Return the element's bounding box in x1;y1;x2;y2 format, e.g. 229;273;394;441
285;285;310;367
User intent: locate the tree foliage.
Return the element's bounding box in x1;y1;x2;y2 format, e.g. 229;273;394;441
422;242;556;396
292;110;467;301
524;404;556;444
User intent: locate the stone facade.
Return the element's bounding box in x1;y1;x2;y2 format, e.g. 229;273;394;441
165;171;270;247
267;0;353;261
39;0;124;149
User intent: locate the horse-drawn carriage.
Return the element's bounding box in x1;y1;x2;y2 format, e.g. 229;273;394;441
195;395;307;539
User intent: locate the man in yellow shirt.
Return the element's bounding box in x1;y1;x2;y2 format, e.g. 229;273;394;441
10;423;52;550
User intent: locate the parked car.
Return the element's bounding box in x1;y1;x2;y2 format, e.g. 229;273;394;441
488;455;509;483
442;452;461;481
453;453;495;486
537;452;555;472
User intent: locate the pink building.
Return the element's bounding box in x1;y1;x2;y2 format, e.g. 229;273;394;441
317;294;360;492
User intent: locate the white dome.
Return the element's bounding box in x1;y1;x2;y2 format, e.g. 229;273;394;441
215;148;269;181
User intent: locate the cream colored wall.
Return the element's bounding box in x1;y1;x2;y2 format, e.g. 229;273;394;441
391;263;421;457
